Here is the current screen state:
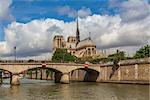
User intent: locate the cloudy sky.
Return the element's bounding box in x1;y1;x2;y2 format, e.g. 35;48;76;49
0;0;150;60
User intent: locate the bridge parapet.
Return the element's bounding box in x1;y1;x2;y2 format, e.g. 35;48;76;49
119;58;150;65
100;58;150;67
0;58;149;73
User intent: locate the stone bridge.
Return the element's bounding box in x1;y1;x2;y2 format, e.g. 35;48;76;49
0;58;149;85
0;62;100;85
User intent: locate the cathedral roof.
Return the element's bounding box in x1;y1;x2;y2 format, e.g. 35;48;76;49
76;37;96;50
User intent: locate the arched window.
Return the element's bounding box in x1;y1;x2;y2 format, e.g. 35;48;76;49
88;48;91;55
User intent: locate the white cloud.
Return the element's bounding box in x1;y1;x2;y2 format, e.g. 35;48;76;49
77;7;92;18
57;6;77;18
110;0;150;22
79;14;149;48
109;0;121;8
0;0;14;21
57;6;92;18
0;12;149;59
0;0;150;59
0;18;77;59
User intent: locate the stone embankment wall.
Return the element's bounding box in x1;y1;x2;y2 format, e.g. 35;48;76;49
97;58;149;83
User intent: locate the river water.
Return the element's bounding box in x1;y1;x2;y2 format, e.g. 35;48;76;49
0;79;149;100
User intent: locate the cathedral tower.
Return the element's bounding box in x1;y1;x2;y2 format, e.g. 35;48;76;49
53;35;64;50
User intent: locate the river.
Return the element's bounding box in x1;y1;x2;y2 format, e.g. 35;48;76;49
0;78;149;100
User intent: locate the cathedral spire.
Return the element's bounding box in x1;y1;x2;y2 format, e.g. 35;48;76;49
76;17;80;44
89;32;91;40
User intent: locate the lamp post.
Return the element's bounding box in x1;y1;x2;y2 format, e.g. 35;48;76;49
148;45;150;57
14;46;16;62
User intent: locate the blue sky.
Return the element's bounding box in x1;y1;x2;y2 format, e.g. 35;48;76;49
12;0;110;22
0;0;150;59
0;0;121;41
1;0;149;41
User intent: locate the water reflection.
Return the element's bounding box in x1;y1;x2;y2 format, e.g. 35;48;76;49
10;85;20;94
107;84;149;100
0;79;149;100
9;86;24;100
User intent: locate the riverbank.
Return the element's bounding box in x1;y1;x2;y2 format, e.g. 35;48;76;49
99;80;150;85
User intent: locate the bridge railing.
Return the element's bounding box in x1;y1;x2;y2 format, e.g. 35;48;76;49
100;57;150;67
0;60;52;63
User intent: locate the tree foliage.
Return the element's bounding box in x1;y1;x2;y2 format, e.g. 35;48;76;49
52;48;76;63
133;45;150;59
107;50;126;62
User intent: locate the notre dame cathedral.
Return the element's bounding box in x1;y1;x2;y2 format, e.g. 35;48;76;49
53;18;105;58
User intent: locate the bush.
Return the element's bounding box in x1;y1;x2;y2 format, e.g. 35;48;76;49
52;48;76;63
133;45;150;59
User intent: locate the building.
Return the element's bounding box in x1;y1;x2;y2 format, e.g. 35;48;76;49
53;18;105;58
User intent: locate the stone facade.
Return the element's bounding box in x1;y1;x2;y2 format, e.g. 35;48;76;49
53;19;104;58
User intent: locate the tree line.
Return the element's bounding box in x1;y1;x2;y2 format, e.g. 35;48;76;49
52;45;150;63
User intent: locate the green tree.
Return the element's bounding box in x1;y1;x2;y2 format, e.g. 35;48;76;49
133;45;150;59
52;48;76;63
107;50;126;62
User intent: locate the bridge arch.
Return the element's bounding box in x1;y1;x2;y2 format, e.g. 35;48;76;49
0;66;13;74
18;66;64;83
69;67;100;82
0;69;12;74
9;65;64;74
68;67;100;73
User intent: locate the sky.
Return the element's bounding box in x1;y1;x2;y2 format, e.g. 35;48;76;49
0;0;150;60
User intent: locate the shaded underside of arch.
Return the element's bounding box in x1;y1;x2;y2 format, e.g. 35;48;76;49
70;68;100;82
19;67;63;83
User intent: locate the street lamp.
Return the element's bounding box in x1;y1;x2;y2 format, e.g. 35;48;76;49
14;46;16;62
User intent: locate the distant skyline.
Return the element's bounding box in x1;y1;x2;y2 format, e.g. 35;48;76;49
0;0;150;59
